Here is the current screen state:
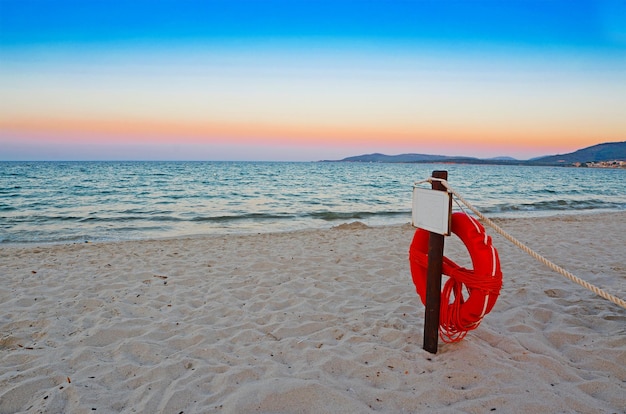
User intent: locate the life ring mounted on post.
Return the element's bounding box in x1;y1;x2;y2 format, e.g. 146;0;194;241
409;212;503;343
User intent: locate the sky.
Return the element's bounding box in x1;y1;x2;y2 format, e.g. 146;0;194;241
1;0;625;161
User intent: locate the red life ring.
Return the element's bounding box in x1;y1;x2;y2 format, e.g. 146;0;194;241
409;212;503;342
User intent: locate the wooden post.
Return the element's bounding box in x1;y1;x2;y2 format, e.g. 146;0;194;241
423;170;448;354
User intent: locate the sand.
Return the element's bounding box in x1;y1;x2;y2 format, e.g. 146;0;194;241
1;212;624;413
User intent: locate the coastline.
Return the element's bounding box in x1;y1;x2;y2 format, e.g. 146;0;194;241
3;161;625;246
1;212;625;412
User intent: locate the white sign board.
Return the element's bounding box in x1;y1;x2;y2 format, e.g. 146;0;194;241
412;187;452;235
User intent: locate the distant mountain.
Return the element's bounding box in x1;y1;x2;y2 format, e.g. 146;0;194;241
326;153;518;165
486;156;518;161
531;141;626;164
338;153;472;163
324;141;626;166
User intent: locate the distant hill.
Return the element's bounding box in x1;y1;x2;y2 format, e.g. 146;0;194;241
325;141;626;166
486;156;518;161
531;141;626;164
339;153;473;163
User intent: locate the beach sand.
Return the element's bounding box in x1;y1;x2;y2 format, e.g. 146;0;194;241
1;212;625;413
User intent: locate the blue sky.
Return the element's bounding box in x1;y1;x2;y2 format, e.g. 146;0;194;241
1;0;625;160
1;1;621;48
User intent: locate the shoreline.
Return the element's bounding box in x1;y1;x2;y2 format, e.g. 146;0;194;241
1;212;625;412
2;208;625;247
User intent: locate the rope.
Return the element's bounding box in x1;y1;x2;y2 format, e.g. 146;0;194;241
411;251;503;342
417;178;626;310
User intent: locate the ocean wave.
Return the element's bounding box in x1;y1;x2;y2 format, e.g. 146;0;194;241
190;212;297;222
484;199;626;214
3;214;86;223
309;210;409;221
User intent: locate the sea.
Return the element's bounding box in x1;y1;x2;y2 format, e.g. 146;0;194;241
1;161;625;244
